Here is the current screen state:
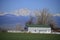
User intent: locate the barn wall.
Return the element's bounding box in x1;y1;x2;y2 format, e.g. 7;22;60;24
28;27;51;33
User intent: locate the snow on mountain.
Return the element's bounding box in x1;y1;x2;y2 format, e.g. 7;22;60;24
53;13;60;16
10;8;31;16
0;8;31;16
0;12;8;16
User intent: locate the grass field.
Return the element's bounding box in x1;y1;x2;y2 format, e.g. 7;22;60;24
0;32;60;40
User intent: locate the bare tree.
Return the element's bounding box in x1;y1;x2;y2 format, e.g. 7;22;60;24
34;9;41;24
26;16;33;25
34;8;53;25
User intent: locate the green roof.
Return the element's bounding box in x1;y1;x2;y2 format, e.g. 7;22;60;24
26;24;50;27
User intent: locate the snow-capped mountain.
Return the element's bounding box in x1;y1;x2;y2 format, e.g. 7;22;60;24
0;9;60;29
0;8;31;16
53;13;60;16
0;14;30;24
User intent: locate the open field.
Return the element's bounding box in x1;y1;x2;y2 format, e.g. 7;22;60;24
0;32;60;40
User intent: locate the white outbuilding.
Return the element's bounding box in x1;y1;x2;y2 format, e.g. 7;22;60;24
28;27;51;33
26;24;51;33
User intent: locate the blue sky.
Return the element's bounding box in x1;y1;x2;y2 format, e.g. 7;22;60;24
0;0;60;28
0;0;60;13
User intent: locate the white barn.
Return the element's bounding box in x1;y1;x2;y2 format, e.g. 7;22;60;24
28;27;51;33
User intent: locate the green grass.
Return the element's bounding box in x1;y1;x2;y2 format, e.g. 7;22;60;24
0;32;60;40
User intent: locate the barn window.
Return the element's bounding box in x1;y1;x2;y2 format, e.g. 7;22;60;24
39;30;40;32
34;30;36;32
